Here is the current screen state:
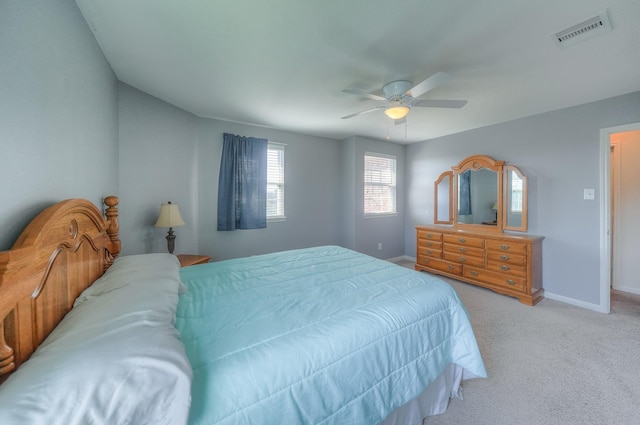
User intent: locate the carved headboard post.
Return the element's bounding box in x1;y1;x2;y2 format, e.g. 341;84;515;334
104;196;121;267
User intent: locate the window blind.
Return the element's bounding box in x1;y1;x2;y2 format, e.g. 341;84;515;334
364;153;396;215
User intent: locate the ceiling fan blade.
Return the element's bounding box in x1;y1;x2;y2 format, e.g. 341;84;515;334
412;99;468;109
406;72;452;98
341;106;386;119
342;88;387;101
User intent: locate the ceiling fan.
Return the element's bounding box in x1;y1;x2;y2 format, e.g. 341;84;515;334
341;72;467;124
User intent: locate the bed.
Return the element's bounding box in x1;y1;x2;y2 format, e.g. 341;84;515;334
0;197;486;424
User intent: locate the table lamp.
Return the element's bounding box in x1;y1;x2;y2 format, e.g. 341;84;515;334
154;201;186;254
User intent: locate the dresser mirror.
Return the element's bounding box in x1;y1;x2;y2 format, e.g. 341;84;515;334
434;171;453;224
456;167;499;225
435;155;528;233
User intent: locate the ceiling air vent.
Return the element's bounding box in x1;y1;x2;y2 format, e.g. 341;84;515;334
553;10;612;49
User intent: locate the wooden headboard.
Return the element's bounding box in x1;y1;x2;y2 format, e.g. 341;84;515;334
0;196;120;383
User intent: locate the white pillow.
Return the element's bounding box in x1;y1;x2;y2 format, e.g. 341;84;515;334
74;253;185;305
0;253;193;425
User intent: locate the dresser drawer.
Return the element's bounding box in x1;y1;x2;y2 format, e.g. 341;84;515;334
486;260;526;277
444;251;484;267
418;246;442;259
444;243;484;258
418;239;443;250
418;256;462;276
486;239;527;254
487;251;525;266
463;267;526;292
443;234;484;248
417;229;443;242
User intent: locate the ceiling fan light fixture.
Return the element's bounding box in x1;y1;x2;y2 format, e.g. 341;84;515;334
384;105;410;120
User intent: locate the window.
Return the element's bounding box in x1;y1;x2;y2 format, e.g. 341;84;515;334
364;153;396;216
267;143;285;219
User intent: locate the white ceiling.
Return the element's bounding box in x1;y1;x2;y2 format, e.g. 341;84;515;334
75;0;640;144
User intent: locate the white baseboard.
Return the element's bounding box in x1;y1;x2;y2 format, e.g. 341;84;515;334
544;291;607;313
612;285;640;296
387;255;415;263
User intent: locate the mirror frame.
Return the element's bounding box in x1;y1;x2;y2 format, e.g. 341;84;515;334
434;154;529;233
503;165;528;232
434;171;453;224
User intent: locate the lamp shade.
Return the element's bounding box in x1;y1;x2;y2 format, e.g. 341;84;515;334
384;105;410;120
154;202;186;228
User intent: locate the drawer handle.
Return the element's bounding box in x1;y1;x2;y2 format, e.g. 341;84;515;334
506;279;516;285
458;257;466;262
458;238;466;243
423;259;429;264
426;249;433;255
427;233;434;239
500;255;510;261
500;244;511;250
501;265;511;271
426;242;433;247
470;270;479;277
459;247;467;253
448;265;456;271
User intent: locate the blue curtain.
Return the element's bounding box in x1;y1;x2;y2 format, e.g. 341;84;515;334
217;133;268;230
458;170;472;216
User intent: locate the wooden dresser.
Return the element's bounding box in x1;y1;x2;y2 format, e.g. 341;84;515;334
415;225;544;305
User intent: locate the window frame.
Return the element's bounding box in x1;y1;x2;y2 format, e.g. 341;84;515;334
267;142;286;221
363;152;397;218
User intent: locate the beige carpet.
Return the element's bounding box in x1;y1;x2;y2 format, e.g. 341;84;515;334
394;260;640;425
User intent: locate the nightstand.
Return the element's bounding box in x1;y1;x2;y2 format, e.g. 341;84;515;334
177;254;211;267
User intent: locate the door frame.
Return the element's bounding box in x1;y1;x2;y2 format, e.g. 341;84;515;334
599;122;640;313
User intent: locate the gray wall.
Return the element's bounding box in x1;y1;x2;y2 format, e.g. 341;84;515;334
340;138;357;250
117;85;408;261
406;91;640;307
0;0;118;250
194;119;344;261
342;136;406;259
117;85;348;260
118;83;199;256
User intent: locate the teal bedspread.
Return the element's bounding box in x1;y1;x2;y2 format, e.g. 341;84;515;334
176;246;486;425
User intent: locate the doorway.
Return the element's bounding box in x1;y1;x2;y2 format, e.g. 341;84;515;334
610;130;640;293
600;123;640;313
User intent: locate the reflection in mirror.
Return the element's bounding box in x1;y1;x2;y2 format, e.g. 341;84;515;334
504;166;528;232
434;171;452;224
457;168;498;225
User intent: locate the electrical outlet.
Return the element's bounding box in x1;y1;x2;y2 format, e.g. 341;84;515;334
584;189;595;200
378;243;382;250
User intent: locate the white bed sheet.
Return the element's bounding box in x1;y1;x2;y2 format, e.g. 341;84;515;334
381;363;465;425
